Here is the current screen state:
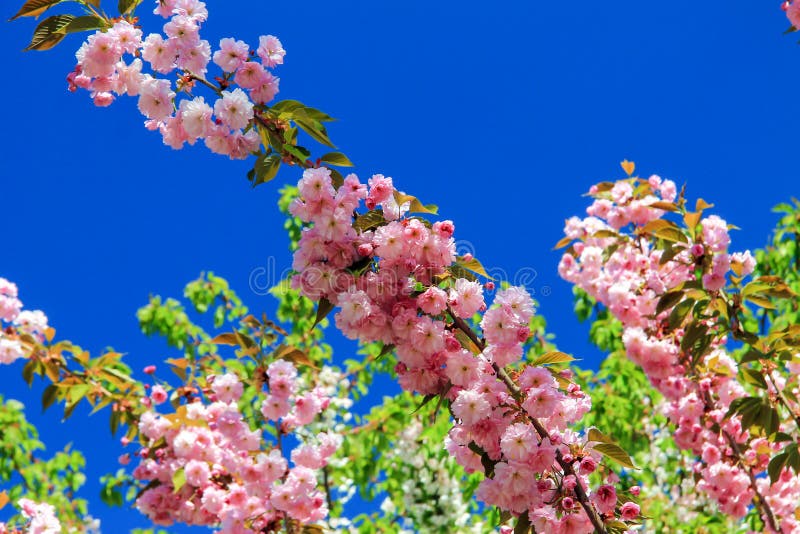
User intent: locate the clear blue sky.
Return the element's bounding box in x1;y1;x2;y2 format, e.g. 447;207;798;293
1;1;798;530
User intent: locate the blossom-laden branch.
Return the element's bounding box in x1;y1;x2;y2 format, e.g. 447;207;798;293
557;162;800;532
10;0;351;188
289;167;641;533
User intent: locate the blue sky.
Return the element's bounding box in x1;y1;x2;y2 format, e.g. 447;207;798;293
1;0;798;530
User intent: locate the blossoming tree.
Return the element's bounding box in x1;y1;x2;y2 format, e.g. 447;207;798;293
3;0;800;533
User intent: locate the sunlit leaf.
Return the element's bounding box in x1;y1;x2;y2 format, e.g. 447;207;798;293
394;191;438;215
10;0;67;20
592;443;637;469
320;152;354;167
620;160;635;176
531;351;575;366
64;15;104;33
119;0;143;14
209;333;239;346
172;467;186;493
587;427;615;444
25;14;75;51
313;298;334;329
455;256;493;280
642;219;687;243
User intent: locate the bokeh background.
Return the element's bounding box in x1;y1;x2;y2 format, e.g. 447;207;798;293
1;1;798;529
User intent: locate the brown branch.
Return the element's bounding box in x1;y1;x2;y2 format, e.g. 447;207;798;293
322;465;334;512
188;74;223;96
766;371;800;432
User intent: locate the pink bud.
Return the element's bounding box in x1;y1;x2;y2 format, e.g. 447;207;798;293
516;326;531;343
691;243;705;257
434;220;455;238
445;336;462;352
620;502;640;521
562;497;575;510
580;456;597;474
484;281;495;291
357;243;374;257
143;365;156;374
630;485;641;496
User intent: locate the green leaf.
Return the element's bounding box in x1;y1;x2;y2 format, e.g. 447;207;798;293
283;144;311;163
313;298;334;329
668;297;694;329
768;452;788;484
590;229;620;239
22;359;36;385
118;0;143;14
649;201;679;212
394;191;438;215
353;209;385;232
587;428;615;444
770;432;793;443
642;219;687;243
553;236;573;250
745;294;777;310
296;118;335;148
172;467;186;493
252;153;281;186
656;289;684;315
531;351;575;366
320;152;354;167
10;0;67;20
64;15;104;33
455;256;493;280
377;343;395;359
514;513;531;534
659;243;683;265
270;99;306;114
329;168;344;188
787;443;800;474
209;333;239;346
41;384;59;412
592;443;637;469
411;393;437;415
25;14;74;51
298;105;334;123
740;367;768;390
741;281;773;298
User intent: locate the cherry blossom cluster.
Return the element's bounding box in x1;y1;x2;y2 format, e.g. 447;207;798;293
68;0;284;158
558;176;799;531
0;499;61;534
131;363;341;532
0;277;49;365
289;167;640;532
785;1;800;29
